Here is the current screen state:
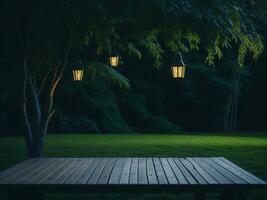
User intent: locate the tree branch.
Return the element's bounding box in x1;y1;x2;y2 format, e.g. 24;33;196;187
27;70;42;125
50;44;70;97
38;69;53;96
41;41;71;136
20;56;33;155
48;109;56;120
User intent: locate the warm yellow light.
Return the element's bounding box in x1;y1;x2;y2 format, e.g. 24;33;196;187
109;56;119;67
172;66;185;78
72;69;84;81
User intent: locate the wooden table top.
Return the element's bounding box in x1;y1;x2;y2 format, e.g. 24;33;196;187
0;157;266;192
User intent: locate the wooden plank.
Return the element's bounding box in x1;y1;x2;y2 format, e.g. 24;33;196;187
0;159;44;184
146;158;158;184
76;158;101;184
19;158;66;184
88;158;109;184
203;158;246;184
167;158;187;184
187;158;219;184
98;158;117;184
153;158;168;184
160;158;178;184
219;157;266;184
38;159;73;184
138;158;148;184
0;159;39;180
119;158;132;184
64;159;94;184
192;158;232;184
211;157;259;184
5;158;53;184
41;158;80;184
109;158;125;184
53;158;86;184
129;158;138;184
1;157;265;189
180;158;207;184
173;158;197;184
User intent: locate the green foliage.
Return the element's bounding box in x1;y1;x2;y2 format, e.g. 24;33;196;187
50;113;100;134
137;29;164;68
118;92;182;133
143;116;182;133
127;43;142;59
87;62;130;90
203;4;264;67
90;20;120;55
185;31;200;51
1;0;265;88
119;93;152;123
205;46;216;66
237;34;264;67
0;0;267;136
163;29;200;54
53;78;133;134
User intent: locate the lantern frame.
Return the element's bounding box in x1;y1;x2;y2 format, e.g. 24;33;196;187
171;52;186;79
72;60;84;81
72;69;84;81
109;52;120;67
171;65;186;78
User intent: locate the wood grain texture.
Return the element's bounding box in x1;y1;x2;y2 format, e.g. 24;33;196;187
88;158;109;184
138;158;148;184
211;157;261;184
192;157;231;184
109;158;125;184
167;158;187;184
129;158;138;184
0;157;265;193
180;158;207;184
153;158;168;184
119;158;132;184
146;158;158;184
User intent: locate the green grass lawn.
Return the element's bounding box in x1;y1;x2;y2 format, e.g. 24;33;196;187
0;133;267;200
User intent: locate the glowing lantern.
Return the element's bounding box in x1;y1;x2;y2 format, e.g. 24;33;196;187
109;52;119;67
172;66;186;78
171;52;186;79
72;61;84;81
72;69;84;81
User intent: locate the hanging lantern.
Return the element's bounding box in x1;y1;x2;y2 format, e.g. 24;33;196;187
72;60;84;81
171;66;186;78
72;69;84;81
109;52;119;67
171;52;186;79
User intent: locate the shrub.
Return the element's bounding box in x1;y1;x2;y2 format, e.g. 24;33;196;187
49;112;100;134
143;116;182;133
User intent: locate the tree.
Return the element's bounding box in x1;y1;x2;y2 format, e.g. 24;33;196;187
0;0;264;157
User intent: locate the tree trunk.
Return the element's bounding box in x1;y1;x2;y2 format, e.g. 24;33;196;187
18;59;33;156
20;47;69;158
223;70;240;133
223;95;232;132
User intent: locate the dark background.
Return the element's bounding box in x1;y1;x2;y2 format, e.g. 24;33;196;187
0;1;266;136
1;35;266;135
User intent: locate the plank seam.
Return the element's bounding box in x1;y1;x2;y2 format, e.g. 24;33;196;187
63;159;88;184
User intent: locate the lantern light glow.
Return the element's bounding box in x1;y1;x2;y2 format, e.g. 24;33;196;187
72;69;84;81
109;56;119;67
172;66;186;78
171;52;186;79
